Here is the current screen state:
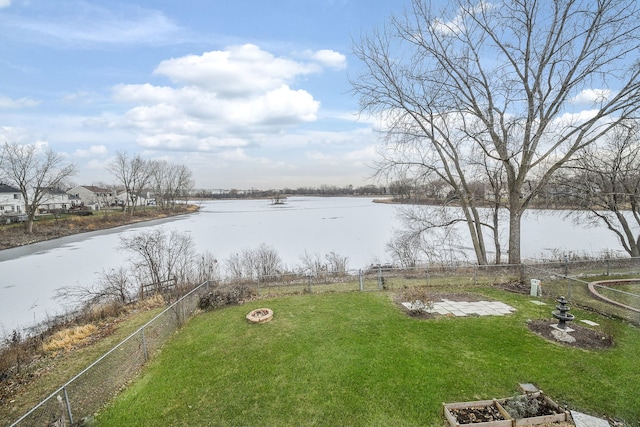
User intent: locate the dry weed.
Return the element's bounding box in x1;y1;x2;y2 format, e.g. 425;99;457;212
136;294;165;310
42;324;98;353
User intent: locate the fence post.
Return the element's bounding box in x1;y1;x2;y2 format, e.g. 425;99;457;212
142;328;148;362
359;269;363;291
63;386;74;425
606;259;610;276
473;265;477;285
377;265;383;290
426;264;430;287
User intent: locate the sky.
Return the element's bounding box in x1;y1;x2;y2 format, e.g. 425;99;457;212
0;0;412;190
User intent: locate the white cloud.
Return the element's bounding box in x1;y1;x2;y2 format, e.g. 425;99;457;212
74;145;108;158
309;49;347;70
0;96;40;109
154;44;318;97
0;0;10;9
571;89;613;104
112;45;328;152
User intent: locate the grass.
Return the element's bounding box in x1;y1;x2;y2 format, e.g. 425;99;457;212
95;289;640;426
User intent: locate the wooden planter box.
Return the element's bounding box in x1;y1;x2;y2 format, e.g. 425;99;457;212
444;393;570;427
443;399;513;427
497;392;569;426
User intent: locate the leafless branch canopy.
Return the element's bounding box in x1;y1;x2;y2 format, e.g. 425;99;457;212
353;0;640;263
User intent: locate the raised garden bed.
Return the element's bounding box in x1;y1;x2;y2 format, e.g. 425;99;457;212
444;393;569;426
498;392;569;426
443;399;512;427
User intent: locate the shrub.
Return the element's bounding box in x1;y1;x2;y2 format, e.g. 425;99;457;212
198;284;252;310
396;286;434;314
502;394;540;419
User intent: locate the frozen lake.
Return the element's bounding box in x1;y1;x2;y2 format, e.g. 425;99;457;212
0;196;627;334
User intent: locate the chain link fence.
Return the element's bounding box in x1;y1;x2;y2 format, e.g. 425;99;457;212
8;258;640;425
9;280;213;427
246;263;523;296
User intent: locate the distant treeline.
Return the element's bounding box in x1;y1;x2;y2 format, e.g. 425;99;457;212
193;184;389;199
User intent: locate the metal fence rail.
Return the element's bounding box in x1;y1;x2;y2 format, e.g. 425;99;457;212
8;257;640;425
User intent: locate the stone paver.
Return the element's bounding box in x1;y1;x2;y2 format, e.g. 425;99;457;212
581;319;600;326
571;410;610;427
402;299;516;317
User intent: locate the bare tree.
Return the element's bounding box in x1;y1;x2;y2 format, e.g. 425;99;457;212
119;228;196;295
353;0;640;264
391;204;472;265
225;252;246;280
299;251;325;275
107;151;151;217
247;243;283;278
324;251;349;274
224;244;283;280
176;164;194;205
0;142;76;233
149;160;194;209
386;231;423;268
560;122;640;256
195;251;219;284
56;265;134;306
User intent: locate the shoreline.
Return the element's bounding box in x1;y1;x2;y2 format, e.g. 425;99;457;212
0;205;199;252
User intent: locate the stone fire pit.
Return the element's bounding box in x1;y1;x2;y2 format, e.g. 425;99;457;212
246;308;273;323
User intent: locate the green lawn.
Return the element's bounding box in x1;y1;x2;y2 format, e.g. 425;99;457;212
95;290;640;426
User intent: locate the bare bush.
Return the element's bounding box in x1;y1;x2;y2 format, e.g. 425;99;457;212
224;244;283;280
325;251;348;274
198;283;253;310
299;251;325;275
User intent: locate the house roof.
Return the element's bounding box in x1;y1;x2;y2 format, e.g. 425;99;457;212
78;185;111;193
0;183;20;193
38;187;68;195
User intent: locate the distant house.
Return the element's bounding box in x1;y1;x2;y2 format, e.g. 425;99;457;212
37;188;78;212
116;190;148;207
0;183;24;217
67;185;115;210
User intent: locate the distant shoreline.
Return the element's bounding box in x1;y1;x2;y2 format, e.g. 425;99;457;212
0;205;199;252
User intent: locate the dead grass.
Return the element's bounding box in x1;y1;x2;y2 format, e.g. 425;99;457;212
42;324;98;353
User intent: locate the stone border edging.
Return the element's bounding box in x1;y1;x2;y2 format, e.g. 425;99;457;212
588;279;640;314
